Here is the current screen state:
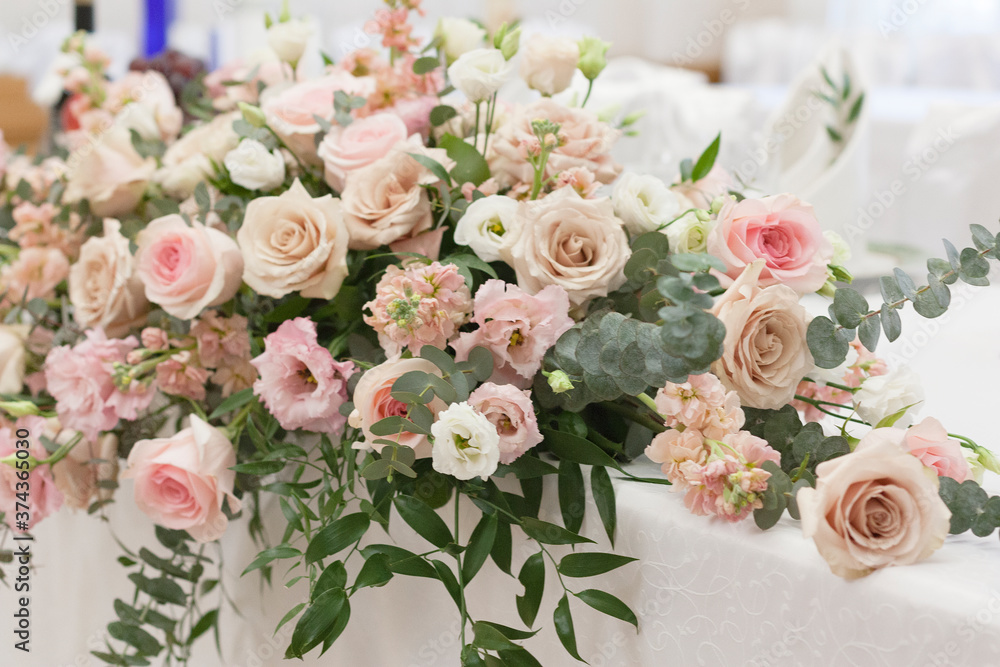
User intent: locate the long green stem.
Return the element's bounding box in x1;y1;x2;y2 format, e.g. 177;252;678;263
794;394;868;425
581;79;594;108
454;495;467;649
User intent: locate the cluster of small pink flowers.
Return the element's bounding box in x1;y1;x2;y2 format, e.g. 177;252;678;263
3;155;67;204
0;415;64;532
654;373;745;439
9;202;80;256
461;178;500;202
155;351;211;401
44;330;156;441
0;247;70;307
364;261;472;356
365;8;420;52
793;340;889;422
554;167;599;198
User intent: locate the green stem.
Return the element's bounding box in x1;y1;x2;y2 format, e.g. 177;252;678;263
481;92;497;160
601;399;665;433
454;494;468;650
794;394;868;425
581;78;594;108
473;102;482;154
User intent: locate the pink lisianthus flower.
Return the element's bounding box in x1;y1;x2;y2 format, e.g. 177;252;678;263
903;417;974;482
468;383;543;464
0;415;64;532
44;330;155;441
451;280;574;387
251;318;356;434
156;352;211;401
364;262;472;356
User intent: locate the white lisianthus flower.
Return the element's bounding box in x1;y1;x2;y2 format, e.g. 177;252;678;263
612;172;686;236
447;48;511;103
825;230;852;266
454;195;519;262
436;17;486;61
224;139;286;191
431;402;501;481
853;366;924;428
267;19;313;64
519;35;580;96
665;210;715;254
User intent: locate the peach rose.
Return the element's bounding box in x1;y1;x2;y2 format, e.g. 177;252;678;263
155;111;240;199
707;194;833;294
69;218;149;337
347;356;446;460
499;187;630;308
0;325;28;395
489;98;621;188
237;178;350;299
903;417;974;482
317;113;410;191
340;148;437;250
798;427;951;579
135;215;244;320
122;415;241;542
63;126;155;218
710;261;813;410
262;71;376;165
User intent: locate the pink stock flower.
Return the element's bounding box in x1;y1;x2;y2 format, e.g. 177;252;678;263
190;312;251;368
468;383;543;464
364;261;472;356
554;167;599;198
156;352;210;401
793;340;889;422
654;374;745;439
141;328;169;351
212;358;258;398
451;280;574;387
365;8;419;51
0;415;64;531
251;318;356;434
903;417;974;482
1;247;70;305
645;428;707;483
9;202;77;252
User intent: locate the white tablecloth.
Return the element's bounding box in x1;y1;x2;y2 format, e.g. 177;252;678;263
6;281;1000;666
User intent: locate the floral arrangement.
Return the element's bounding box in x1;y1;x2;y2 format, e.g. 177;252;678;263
3;1;1000;664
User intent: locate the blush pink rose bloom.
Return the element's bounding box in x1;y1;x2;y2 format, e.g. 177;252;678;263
122;415;241;542
251;318;356;434
0;416;64;531
902;417;974;482
348;356;447;459
451;280;574;387
317;113;410;191
135;215;244;320
0;247;70;305
490;98;622;188
263;71;376;164
468;383;543;464
63;126;155;218
797;427;951;579
383;95;439;137
707;194;833;294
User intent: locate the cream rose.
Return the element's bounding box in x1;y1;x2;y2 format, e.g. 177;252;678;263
135;215;244;319
69;218;149;337
155;111;240;199
223;139;286;191
499;187;630;308
0;325;28;395
63;126;155;218
237;178;350;299
710;260;814;409
267;18;313;64
340;149;437;250
519;35;580;96
797;427;951;579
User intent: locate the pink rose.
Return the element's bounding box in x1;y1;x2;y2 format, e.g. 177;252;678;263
0;416;63;531
490;99;621;188
797;427;951;579
903;417;974;482
451;280;574;386
707;194;833;294
348;356;447;459
122;415;241;542
263;72;376;164
383;96;439;137
135;215;244;320
251;318;356;434
468;383;543;464
63;126;155;218
317;113;410;191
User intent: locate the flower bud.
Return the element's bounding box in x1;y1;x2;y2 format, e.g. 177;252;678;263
500;27;521;61
238;102;268;129
577;36;611;81
0;401;40;418
545;370;574;394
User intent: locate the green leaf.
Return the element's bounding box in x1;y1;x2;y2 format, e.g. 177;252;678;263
441;133;491;186
275;602;306;636
847;93;865;123
463;514;498;582
313;561;347;601
857;312;880;352
187;609;219;645
495;455;559;479
679;157;694;182
826;125;843;142
208;388;255;420
108;622;162;656
431;559;463;610
370;415;431;436
894;268;918;299
806;316;852;369
231;460;285;475
407;152;453;186
574;589;638;629
541;428;619;469
880;275;905;304
466;345;495;382
553;594;585;662
520;517;595;546
305;513;370;564
353;553;394;590
832;288;869;329
361;544;438;579
558;460;586;534
558;552;637;578
669;252;727;273
690;132;721;182
591;466;617;546
516;552;545;627
471;622;521;652
430;105;458;126
287;589;347;658
413;56;441;74
491;521;513;575
913;289;948;318
394;495;454;548
242;544;301;576
194;181;211;214
881;303;902;342
128;573;187;606
263;294;310;324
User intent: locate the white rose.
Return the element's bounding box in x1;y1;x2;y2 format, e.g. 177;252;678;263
116;102;162;142
453;195;519;262
519;35;580;96
437;18;486;61
448;48;511;103
612;172;686;236
224;139;286;191
0;325;28;395
156;111;240;199
431;402;501;481
853;366;924;428
664;211;715;254
267;19;313;64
